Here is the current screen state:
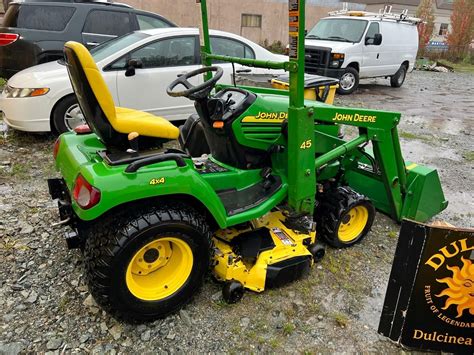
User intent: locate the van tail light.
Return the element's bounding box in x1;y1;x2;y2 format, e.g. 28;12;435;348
53;138;61;160
73;174;101;209
0;33;19;46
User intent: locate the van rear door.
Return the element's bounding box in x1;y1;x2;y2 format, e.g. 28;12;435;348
379;21;417;75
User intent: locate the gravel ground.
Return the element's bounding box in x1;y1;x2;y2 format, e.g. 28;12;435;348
0;70;473;353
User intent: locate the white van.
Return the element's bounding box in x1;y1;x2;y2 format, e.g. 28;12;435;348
305;8;419;94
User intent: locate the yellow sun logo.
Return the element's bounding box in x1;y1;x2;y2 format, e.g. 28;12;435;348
436;257;474;318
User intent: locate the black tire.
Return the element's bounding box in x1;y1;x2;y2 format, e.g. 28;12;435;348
51;95;84;134
308;243;325;262
84;202;211;322
336;67;359;95
222;281;244;304
390;65;407;88
315;186;375;248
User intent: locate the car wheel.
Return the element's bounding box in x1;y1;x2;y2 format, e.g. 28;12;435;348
390;65;407;88
52;95;85;134
336;67;359;95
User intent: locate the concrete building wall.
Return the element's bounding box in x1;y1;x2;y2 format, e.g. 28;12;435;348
120;0;345;45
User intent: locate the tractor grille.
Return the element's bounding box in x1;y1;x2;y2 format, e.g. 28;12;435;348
305;46;331;74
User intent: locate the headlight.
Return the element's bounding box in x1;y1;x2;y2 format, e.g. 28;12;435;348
329;53;345;68
3;85;49;98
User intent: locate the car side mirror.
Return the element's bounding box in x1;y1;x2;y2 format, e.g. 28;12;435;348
373;33;382;45
365;33;382;46
125;59;143;77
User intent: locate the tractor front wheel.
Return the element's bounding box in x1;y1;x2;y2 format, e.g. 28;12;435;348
315;186;375;248
84;203;211;322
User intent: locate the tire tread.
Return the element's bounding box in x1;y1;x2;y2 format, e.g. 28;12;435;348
315;186;375;248
84;202;211;322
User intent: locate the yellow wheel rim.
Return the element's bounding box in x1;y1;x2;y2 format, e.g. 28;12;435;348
126;237;193;301
338;206;369;243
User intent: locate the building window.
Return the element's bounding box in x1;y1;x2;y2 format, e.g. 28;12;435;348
439;23;448;36
241;14;262;28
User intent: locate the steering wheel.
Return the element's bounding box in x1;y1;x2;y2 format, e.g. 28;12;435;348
166;66;223;100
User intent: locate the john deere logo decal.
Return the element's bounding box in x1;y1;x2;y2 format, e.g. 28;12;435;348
242;112;288;123
436;257;474;318
378;221;474;352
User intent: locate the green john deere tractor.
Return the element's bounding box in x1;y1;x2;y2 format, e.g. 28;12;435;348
48;0;447;321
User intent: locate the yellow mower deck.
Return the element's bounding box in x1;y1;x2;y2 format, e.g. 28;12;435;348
212;211;317;293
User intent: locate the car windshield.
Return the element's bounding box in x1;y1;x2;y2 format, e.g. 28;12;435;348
90;32;150;62
306;19;368;43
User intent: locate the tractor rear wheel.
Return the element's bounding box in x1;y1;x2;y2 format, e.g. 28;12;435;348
84;202;211;322
315;186;375;248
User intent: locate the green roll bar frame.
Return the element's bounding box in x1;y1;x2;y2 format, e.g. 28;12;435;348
198;0;315;215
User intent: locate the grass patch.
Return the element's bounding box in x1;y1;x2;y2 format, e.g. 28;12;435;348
399;131;419;140
388;231;398;238
332;312;349;328
0;77;6;87
462;151;474;162
324;254;341;274
437;60;474;73
0;237;29;251
399;131;431;142
282;322;295;335
269;337;281;349
11;162;31;179
58;295;70;312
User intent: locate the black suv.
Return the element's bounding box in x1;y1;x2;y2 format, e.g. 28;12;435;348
0;0;176;78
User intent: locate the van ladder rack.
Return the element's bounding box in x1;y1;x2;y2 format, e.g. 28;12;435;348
328;5;421;25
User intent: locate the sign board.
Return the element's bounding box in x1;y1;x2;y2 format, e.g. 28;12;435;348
379;220;474;352
288;0;299;59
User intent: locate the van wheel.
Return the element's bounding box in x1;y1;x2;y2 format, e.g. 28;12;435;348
52;95;85;134
390;65;407;88
336;67;359;95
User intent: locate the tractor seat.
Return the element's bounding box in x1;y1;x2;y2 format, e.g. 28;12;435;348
63;41;179;150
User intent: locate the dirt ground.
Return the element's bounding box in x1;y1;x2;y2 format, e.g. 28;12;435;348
0;70;473;353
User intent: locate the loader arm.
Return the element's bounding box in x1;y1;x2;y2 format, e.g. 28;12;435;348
311;105;447;222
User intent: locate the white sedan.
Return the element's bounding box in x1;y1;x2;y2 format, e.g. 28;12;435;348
0;27;286;133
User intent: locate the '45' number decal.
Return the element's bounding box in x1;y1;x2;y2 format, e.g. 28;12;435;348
149;177;166;185
300;139;312;149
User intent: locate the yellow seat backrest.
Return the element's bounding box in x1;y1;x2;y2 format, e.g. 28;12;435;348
64;41;117;124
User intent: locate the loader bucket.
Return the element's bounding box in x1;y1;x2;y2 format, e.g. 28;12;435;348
401;163;448;222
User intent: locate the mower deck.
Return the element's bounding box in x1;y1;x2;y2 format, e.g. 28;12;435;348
212;211;319;298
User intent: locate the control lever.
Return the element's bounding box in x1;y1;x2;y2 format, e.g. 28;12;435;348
224;93;235;107
261;167;274;190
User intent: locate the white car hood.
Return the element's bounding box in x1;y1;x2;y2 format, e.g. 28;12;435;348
305;39;356;52
7;61;69;88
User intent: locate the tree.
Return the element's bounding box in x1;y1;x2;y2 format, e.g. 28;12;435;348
416;0;435;56
447;0;474;60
